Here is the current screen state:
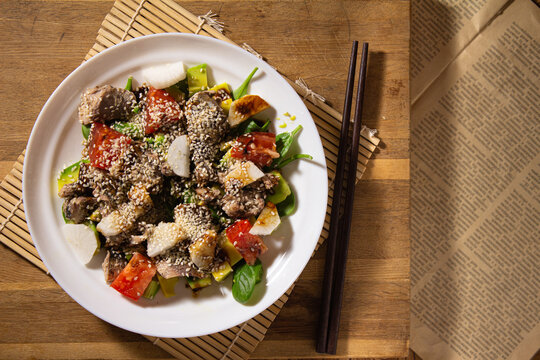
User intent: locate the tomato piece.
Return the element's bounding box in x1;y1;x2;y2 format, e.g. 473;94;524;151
230;132;279;168
110;252;157;300
226;220;268;265
88;122;132;170
144;87;182;134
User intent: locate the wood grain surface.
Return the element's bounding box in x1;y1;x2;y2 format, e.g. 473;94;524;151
0;1;410;359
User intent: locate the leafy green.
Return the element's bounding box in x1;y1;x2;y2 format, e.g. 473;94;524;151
275;125;302;159
111;121;144;139
182;188;197;204
277;191;296;217
233;67;258;100
237;119;271;135
82;124;91;140
273;154;313;169
232;259;263;303
125;76;133;91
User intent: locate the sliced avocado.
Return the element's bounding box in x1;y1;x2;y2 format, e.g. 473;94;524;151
218;232;243;266
57;160;88;193
266;171;291;204
157;274;179;297
187;276;212;290
187;63;208;96
212;261;233;282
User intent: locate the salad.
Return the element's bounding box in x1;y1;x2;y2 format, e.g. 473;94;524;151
57;62;311;303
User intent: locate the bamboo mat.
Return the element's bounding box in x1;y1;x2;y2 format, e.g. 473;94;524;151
0;0;380;359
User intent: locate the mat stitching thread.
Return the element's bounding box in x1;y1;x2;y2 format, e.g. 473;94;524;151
195;11;225;35
220;321;248;360
295;78;326;103
0;198;23;234
121;0;148;41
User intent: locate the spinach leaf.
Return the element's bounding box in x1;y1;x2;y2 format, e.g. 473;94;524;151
277;191;296;217
233;67;258;100
273;153;313;169
236;119;271;135
270;125;303;168
232;259;263;303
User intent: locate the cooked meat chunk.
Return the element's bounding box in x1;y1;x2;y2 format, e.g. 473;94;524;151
62;196;97;223
58;182;90;198
195;186;221;203
78;85;136;125
221;187;265;218
185;91;229;184
174;203;216;240
77;163;129;210
96;191;152;238
189;230;218;270
155;246;205;279
102;249;127;284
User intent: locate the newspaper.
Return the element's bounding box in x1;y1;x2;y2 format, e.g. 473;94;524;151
410;0;540;359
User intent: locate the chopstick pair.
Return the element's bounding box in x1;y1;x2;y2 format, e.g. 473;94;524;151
316;41;369;354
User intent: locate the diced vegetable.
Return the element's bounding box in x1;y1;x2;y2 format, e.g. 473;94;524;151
218;232;243;266
166;135;191;178
233;67;258;100
212;261;233;282
250;202;281;235
147;222;187;257
277;191;296;217
209;82;232;94
266;171;291;204
232;259;263;303
125;76;133;91
157;274;179;297
187;64;208;96
221;98;232;112
144;87;182;134
110;252;157;300
228;95;270;127
88;123;132;170
226;220;268;265
57;159;88;193
224;161;265;187
230;132;279;168
187;276;212;290
142;280;160;299
82;124;91;140
62;223;100;264
142;61;186;90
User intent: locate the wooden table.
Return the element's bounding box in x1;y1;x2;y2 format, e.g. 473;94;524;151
0;1;410;358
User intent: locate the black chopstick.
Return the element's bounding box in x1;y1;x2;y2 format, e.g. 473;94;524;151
316;42;369;354
316;40;358;354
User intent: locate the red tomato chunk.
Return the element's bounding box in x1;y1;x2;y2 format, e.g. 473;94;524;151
226;220;268;265
111;252;157;300
230;132;279;168
144;87;182;134
88;122;131;170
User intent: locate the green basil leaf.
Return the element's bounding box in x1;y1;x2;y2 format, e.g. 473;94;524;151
277;191;296;217
232;263;257;303
233;67;258;100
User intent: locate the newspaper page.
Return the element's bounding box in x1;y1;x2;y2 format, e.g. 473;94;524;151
410;0;540;359
411;0;510;101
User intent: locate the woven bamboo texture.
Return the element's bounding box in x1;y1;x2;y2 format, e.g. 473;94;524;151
0;0;380;359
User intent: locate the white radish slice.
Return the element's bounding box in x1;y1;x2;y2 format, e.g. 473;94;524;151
224;161;265;187
142;61;186;89
167;135;190;177
62;224;100;264
147;222;188;257
250;202;281;235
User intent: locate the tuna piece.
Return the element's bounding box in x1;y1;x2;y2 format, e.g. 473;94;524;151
102;249;127;284
78;85;136;125
62;196;97;223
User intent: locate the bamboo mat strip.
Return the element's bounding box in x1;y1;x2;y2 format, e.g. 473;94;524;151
0;0;380;359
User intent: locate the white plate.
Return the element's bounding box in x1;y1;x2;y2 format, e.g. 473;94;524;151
23;33;328;338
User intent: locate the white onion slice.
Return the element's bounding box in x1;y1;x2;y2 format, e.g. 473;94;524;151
142;61;186;89
62;224;100;264
167;135;190;177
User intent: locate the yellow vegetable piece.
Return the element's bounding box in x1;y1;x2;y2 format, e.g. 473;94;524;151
212;261;233;282
279;123;287;128
187;276;212;290
290;115;296;120
218;232;243;266
209;82;232;94
157;275;179;297
221;98;233;112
